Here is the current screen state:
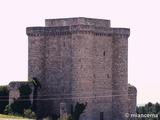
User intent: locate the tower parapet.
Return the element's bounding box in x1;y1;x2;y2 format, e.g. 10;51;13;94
26;25;130;37
113;28;130;37
45;17;111;27
26;26;70;36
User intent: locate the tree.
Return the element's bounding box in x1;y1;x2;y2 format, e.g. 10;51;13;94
0;85;9;114
148;102;153;107
71;102;87;120
10;84;32;115
28;77;42;112
137;102;160;120
155;102;160;113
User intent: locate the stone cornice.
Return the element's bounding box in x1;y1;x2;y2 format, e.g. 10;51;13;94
26;25;130;37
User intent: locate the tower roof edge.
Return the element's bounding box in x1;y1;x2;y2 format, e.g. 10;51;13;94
45;17;110;28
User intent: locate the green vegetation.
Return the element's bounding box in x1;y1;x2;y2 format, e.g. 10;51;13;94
0;78;41;119
71;102;87;120
5;84;32;115
0;85;9;114
4;84;36;119
23;109;36;119
0;114;26;119
0;78;87;119
28;77;42;112
137;102;160;120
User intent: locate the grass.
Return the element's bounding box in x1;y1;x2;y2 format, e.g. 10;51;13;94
0;114;27;119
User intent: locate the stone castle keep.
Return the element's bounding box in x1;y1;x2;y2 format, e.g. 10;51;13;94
25;17;137;120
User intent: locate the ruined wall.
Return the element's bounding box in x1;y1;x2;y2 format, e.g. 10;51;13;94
8;82;34;104
128;84;137;120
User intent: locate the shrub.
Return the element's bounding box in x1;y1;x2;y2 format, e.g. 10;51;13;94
0;85;9;114
58;114;73;120
23;109;36;119
71;102;87;120
5;84;32;116
58;115;70;120
4;104;12;115
42;117;50;120
10;98;31;115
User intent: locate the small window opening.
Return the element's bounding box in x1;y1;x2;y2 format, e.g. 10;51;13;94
70;104;73;115
100;112;104;120
63;43;65;47
94;74;95;78
107;74;109;78
62;87;65;93
103;51;105;56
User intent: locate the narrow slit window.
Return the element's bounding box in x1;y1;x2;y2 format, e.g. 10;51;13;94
107;74;109;78
103;51;105;56
100;112;104;120
94;74;95;78
70;104;73;114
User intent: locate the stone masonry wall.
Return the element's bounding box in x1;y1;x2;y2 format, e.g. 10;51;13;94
91;35;113;120
26;17;136;120
128;84;137;120
112;30;129;120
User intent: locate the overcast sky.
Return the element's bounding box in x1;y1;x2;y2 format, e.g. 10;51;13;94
0;0;159;104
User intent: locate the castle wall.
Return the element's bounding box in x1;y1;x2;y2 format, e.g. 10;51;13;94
44;34;73;116
26;17;136;120
28;33;46;81
27;32;48;117
91;35;113;120
112;28;129;120
71;32;94;119
128;85;137;120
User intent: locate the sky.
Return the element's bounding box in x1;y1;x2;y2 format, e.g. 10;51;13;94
0;0;160;104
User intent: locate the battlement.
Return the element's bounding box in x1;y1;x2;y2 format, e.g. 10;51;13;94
45;17;110;27
26;26;70;36
26;25;130;37
113;28;130;36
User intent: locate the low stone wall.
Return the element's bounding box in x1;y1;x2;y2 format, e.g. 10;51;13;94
128;84;137;120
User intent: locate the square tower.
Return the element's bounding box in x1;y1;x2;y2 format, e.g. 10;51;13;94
26;17;136;120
